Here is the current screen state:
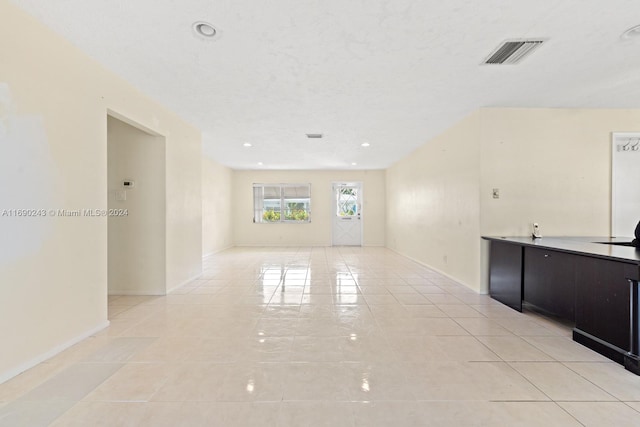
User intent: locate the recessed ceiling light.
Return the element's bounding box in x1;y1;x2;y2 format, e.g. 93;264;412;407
257;162;263;166
193;21;218;39
351;162;357;166
243;143;252;147
621;24;640;40
361;142;370;147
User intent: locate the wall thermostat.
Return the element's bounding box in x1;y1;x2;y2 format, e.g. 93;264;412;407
123;180;135;188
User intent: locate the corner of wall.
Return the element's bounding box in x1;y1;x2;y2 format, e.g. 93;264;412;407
384;110;483;292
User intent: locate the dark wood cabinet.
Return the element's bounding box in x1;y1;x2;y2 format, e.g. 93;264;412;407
489;240;523;312
484;236;640;374
523;247;576;321
574;257;637;353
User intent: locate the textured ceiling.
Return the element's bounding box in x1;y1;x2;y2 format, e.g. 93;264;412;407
11;0;640;169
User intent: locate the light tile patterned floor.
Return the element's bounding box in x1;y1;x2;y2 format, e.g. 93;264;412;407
1;247;640;426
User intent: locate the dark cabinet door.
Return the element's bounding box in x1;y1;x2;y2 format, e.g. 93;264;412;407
575;257;634;352
489;240;523;312
523;248;576;321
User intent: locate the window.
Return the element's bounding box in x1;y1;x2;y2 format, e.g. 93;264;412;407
253;184;311;223
336;186;359;217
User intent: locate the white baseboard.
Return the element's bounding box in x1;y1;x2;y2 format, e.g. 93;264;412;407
386;247;485;294
202;245;234;259
107;289;166;296
233;244;329;248
233;244;386;248
167;273;203;294
0;320;110;385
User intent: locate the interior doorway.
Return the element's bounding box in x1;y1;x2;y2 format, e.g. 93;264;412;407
332;182;363;246
107;114;166;295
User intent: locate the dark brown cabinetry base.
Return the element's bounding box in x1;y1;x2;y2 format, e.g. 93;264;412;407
524;247;576;321
575;257;635;351
488;240;523;312
484;236;640;375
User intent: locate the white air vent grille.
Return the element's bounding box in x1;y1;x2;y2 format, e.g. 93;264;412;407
483;39;545;65
306;133;323;139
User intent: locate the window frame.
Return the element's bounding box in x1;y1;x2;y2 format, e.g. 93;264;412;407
253;183;311;224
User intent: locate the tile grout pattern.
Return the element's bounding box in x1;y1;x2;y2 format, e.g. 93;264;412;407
1;246;640;426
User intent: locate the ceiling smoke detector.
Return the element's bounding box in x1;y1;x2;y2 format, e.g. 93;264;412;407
483;39;546;65
193;21;218;39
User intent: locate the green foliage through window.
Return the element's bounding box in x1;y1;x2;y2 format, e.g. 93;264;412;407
337;186;358;216
262;209;281;222
253;184;311;223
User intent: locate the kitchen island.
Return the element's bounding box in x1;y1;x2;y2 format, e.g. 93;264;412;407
483;235;640;375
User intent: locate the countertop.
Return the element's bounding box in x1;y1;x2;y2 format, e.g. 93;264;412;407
482;236;640;263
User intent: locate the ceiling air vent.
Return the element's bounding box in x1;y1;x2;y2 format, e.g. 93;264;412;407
306;133;323;139
483;39;545;65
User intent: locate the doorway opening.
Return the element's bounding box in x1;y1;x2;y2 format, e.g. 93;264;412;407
107;114;166;295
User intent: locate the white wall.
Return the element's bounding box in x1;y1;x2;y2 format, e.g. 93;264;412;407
107;117;166;295
387;107;640;293
478;108;640;292
386;112;482;290
202;156;233;257
0;0;202;382
479;108;640;237
232;170;386;247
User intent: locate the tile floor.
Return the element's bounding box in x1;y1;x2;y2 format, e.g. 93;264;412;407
1;247;640;426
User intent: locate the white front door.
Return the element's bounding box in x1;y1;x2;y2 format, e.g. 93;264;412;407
332;183;362;246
